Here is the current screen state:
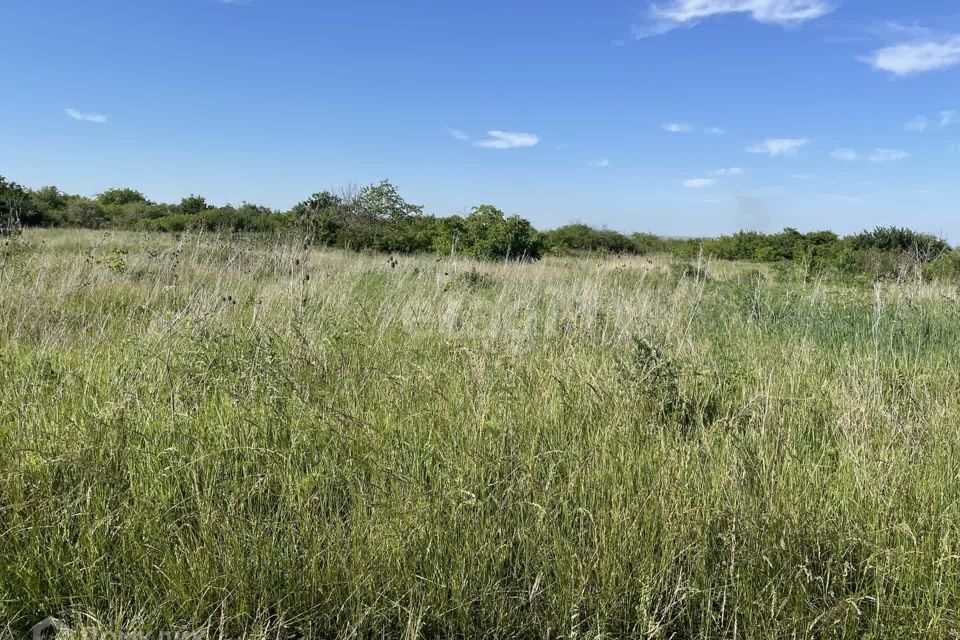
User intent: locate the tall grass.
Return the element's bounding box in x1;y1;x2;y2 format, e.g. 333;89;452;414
2;229;960;638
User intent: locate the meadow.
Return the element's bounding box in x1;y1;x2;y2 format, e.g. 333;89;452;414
2;229;960;639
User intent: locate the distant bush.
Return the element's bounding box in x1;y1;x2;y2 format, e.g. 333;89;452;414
457;205;543;260
683;226;952;281
4;173;958;272
178;195;213;216
64;201;108;229
543;223;638;255
134;213;194;233
850;226;949;259
26;186;68;227
0;176;30;235
632;232;681;255
97;188;149;207
923;252;960;283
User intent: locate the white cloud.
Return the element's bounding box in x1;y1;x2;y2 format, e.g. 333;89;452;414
65;108;107;124
662;122;693;133
903;111;957;131
631;20;683;40
830;148;909;163
831;148;859;161
683;177;717;189
713;167;744;176
867;148;909;163
747;138;809;157
448;128;471;141
634;0;834;38
905;116;929;132
652;0;835;24
587;158;611;168
863;36;960;76
474;131;540;149
662;123;729;135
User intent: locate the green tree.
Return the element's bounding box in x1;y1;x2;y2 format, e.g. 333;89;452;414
293;191;343;217
97;188;148;207
353;180;423;222
292;191;344;244
0;175;31;236
179;195;213;216
296;181;426;250
462;205;542;260
27;186;70;226
31;185;68;211
64;200;108;229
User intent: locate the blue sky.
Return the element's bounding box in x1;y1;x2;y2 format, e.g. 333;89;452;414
2;0;960;239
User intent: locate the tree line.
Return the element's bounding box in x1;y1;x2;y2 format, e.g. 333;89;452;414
2;174;958;280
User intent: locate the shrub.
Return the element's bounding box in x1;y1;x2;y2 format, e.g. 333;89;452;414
850;226;949;259
0;176;31;235
64;200;108;229
5;173;958;276
97;188;148;207
179;195;213;216
923;252;960;283
27;186;68;226
459;205;543;260
544;223;637;255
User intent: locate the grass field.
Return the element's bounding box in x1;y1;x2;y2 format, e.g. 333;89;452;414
2;229;960;639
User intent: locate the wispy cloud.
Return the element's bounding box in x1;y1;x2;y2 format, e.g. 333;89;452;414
905;116;929;132
867;148;909;163
447;128;471;141
902;110;957;132
662;122;727;135
662;122;693;133
633;0;835;39
474;131;540;149
587;158;611;168
747;138;809;157
683;177;717;189
65;108;107;124
831;147;909;163
863;35;960;76
713;167;744;176
903;111;957;132
831;148;859;161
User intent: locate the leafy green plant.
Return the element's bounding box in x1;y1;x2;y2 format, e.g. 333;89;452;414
92;247;129;273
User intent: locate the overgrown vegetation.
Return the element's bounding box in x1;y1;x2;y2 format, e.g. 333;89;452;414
7;173;958;281
2;230;960;638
